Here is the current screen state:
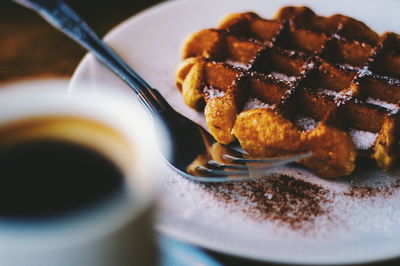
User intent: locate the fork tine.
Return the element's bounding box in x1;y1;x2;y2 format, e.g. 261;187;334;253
223;152;312;164
207;160;248;169
225;141;248;155
195;161;287;178
195;166;250;176
196;152;312;178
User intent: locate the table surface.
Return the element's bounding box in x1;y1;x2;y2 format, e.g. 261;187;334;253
1;1;399;265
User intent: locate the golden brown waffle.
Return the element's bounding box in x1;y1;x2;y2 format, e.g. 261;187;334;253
175;6;400;178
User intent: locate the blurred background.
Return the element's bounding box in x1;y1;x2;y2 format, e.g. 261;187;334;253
0;0;163;83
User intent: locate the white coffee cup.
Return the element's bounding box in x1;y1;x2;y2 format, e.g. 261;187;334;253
0;80;163;266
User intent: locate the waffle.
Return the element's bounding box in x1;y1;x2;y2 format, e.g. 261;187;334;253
175;6;400;178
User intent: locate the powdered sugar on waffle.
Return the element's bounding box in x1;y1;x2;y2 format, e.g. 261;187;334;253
294;115;318;131
366;97;400;114
320;89;353;100
243;98;273;110
269;71;297;82
203;86;225;99
349;128;378;150
225;60;249;69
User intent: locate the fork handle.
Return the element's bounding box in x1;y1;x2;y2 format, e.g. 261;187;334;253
13;0;167;113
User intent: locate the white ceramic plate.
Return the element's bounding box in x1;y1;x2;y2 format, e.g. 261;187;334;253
69;0;400;264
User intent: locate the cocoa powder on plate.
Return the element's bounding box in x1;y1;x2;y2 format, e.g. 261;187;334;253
196;173;400;232
344;178;400;198
203;175;332;230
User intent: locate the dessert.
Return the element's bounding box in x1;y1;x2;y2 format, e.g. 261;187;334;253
176;6;400;178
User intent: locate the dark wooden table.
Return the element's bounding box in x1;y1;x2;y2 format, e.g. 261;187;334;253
1;1;399;265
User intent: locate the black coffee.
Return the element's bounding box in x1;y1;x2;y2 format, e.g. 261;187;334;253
0;139;124;219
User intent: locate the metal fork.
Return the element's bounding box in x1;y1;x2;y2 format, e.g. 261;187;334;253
13;0;311;182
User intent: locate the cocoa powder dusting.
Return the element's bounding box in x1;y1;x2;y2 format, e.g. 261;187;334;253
344;178;400;198
203;175;332;231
